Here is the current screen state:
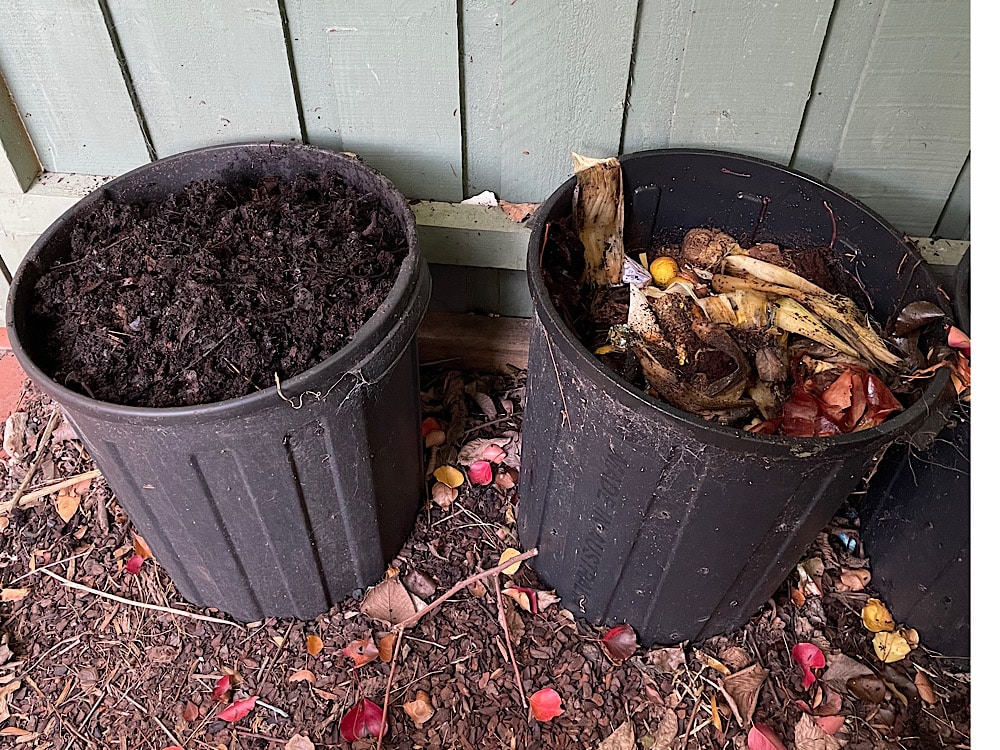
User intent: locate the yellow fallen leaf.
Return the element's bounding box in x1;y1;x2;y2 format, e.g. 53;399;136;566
0;588;29;603
306;635;323;657
133;533;154;560
899;627;920;648
55;492;80;523
861;598;895;633
695;650;731;676
873;631;911;663
499;547;522;575
288;669;316;684
433;465;464;489
709;693;722;731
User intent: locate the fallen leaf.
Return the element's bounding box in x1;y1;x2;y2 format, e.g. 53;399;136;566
601;624;638;665
650;710;679;748
792;643;826;689
431;482;458;509
794;713;845;749
124;554;144;575
947;325;971;357
421;418;442;437
361;577;417;626
55;492;80;523
536;590;560;611
314;688;339;701
424;429;446;448
899;627;920;648
212;675;232;702
719;645;752;671
494;470;517;490
721;663;769;726
218;696;257;723
182;701;199;722
433;465;464;488
133;533;154;560
813;688;843;717
341;637;379;667
377;633;396;662
468;460;493;485
402;690;434;726
648;646;686;672
403;568;437;598
837;568;871;592
145;645;179;665
910;671;937;704
748;723;788;750
468;579;487;598
499;199;540;223
696;649;732;676
458;436;512;465
814;715;845;735
505;606;525;645
710;693;722;730
791;587;806;607
861;598;895;633
285;734;315;750
529;688;564;722
306;635;324;657
596;720;635;749
499;547;523;575
340;698;387;742
0;588;29;603
288;669;316;684
872;631;911;663
846;674;887;703
821;653;875;693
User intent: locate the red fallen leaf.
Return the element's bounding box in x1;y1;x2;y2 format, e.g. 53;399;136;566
748;723;788;750
218;696;257;723
481;443;507;463
502;586;538;614
340;698;388;742
815;715;845;735
341;637;380;668
421;418;442;438
212;675;232;702
792;643;826;690
947;325;970;357
468;460;493;485
529;688;564;722
600;624;639;665
124;554;144;575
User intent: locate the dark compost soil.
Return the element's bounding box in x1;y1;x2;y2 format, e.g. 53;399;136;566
31;172;407;408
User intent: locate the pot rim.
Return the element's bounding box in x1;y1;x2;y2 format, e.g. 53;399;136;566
526;147;953;450
6;142;424;420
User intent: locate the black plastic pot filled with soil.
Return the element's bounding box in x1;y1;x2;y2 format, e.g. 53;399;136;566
7;143;431;622
519;149;955;645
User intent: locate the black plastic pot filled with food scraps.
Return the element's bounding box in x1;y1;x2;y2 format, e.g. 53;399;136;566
7;143;431;622
518;149;957;645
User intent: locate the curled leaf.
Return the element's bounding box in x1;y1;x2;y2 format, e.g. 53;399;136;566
914;672;938;704
124;554;144;575
424;429;446;448
339;698;388;742
378;633;397;662
721;663;769;726
468;460;493;485
748;723;788;750
861;598;895;633
529;687;564;722
342;637;380;667
814;715;845;736
182;701;199;722
433;465;464;489
288;669;316;684
133;533;154;560
872;631;911;663
792;643;826;690
836;568;871;592
421;418;442;437
947;325;971;357
403;690;434;727
212;675;232;702
499;547;523;575
601;624;639;665
306;635;324;657
431;481;458;509
218;696;257;723
285;735;315;750
502;586;538;614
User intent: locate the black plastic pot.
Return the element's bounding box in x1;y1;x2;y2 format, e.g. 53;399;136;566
7;144;431;622
519;149;954;645
860;247;970;657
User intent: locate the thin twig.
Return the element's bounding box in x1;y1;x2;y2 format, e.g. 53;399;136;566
541;328;571;430
375;627;406;750
492;574;527;709
6;549;94;586
680;693;704;750
113;686;183;747
4;409;60;512
36;568;240;627
15;469;103;505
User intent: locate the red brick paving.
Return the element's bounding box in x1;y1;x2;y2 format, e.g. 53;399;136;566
0;327;28;422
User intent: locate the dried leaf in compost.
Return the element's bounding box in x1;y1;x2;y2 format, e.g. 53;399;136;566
872;631;911;663
648;646;686;672
377;633;396;662
288;669;316;684
721;663;769;726
124;554;144;575
650;710;679;748
424;429;446;448
132;533;154;560
821;653;875;693
596;720;635;750
0;589;29;603
212;675;232;702
914;672;938;704
814;716;845;736
361;576;417;625
458;436;511;466
794;714;845;749
536;589;560;611
502;586;537;613
846;674;886;703
837;568;871;592
748;723;788;750
572;152;625;287
861;599;895;632
792;643;826;690
182;701;199;722
218;696;257;723
402;690;434;727
695;649;731;675
55;492;80;523
342;637;379;667
468;460;493;485
529;687;564;722
601;624;638;665
403;568;437;598
421;418;442;437
306;635;324;657
433;465;464;488
285;734;315;750
340;698;388;742
431;482;458;509
499;547;523;575
499;200;540;223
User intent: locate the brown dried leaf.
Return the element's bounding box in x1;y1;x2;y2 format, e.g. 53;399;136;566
0;589;29;603
794;714;845;749
403;690;434;727
836;568;871;592
430;482;458;509
361;576;417;626
720;663;769;726
846;674;887;704
468;579;487;598
648;646;686;672
458;436;512;466
914;672;938;704
342;637;380;667
306;635;323;657
600;624;638;665
145;645;179;665
285;734;315;750
377;633;396;662
695;649;731;675
55;492;80;523
182;701;199;722
536;590;560;611
719;645;752;671
289;669;316;684
596;720;635;750
504;606;525;646
821;653;876;693
650;710;679;748
499;200;540;223
132;533;154;560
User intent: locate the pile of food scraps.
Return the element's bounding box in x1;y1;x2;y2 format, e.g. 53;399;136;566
540;154;970;436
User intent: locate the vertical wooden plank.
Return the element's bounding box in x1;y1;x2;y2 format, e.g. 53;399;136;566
103;0;301;157
624;0;835;163
285;1;464;201
934;153;970;241
0;71;40;193
499;0;638;203
0;1;148;174
798;0;970;235
460;0;504;195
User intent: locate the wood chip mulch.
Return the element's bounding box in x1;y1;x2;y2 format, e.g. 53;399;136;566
1;369;970;749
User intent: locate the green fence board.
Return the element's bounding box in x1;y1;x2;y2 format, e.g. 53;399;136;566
460;0;504;196
934;152;970;241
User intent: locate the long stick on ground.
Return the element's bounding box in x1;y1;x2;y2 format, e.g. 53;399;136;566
493;573;527;709
16;469;102;505
37;568;240;628
3;409;60;513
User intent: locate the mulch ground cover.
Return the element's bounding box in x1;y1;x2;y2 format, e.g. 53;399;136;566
0;367;971;749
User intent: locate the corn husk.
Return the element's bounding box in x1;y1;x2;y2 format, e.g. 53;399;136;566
724;255;829;297
804;296;903;369
697;295;739;326
712;274;803;299
728;291;770;330
772;297;859;357
572;153;624;287
628;283;665;346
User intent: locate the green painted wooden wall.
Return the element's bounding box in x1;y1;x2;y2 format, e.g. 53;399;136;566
0;0;971;318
